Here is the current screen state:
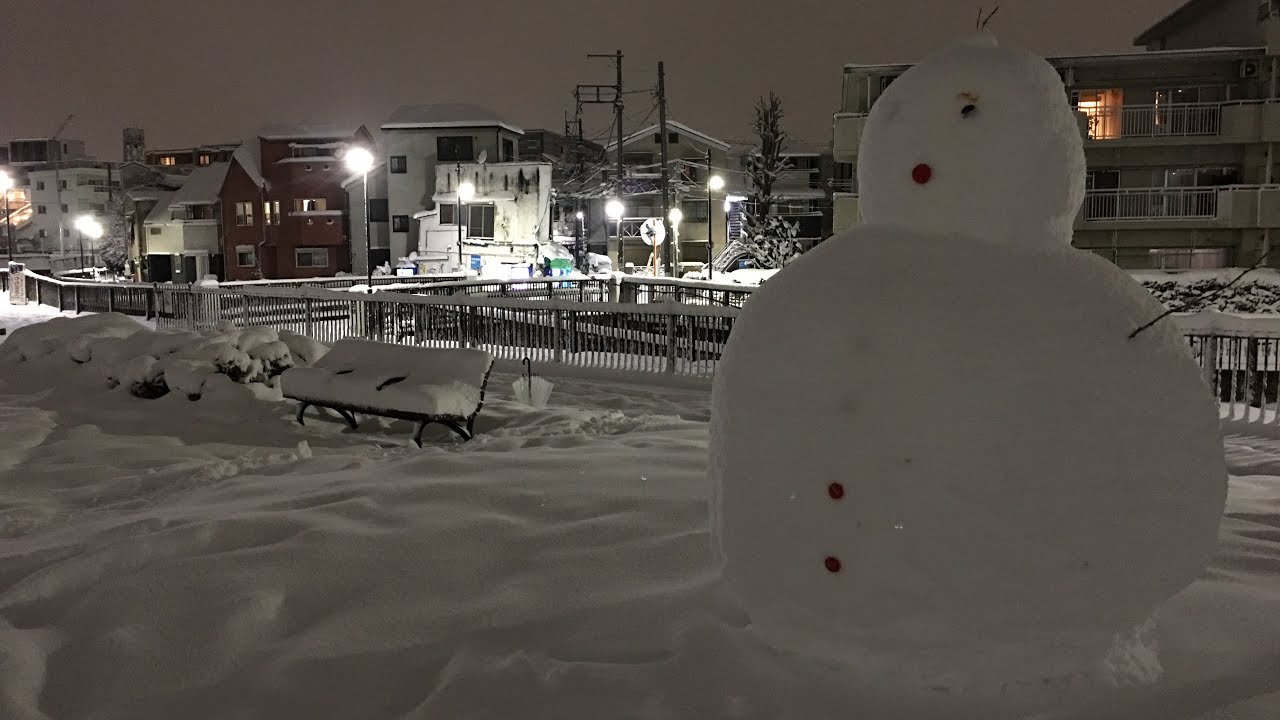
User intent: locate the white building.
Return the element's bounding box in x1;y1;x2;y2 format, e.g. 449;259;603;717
25;160;119;254
412;160;553;275
141;162;230;283
376;103;525;267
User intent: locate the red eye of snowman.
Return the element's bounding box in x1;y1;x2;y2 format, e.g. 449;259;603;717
912;163;933;184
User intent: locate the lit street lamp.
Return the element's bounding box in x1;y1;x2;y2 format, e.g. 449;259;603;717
707;174;725;279
667;207;684;278
0;171;13;261
74;214;103;273
343;146;376;289
574;210;585;270
606;199;624;267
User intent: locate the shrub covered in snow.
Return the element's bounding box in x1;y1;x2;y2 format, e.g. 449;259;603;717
0;314;330;401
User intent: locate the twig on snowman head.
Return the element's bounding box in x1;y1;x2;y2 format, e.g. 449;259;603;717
1129;247;1275;340
981;5;1001;30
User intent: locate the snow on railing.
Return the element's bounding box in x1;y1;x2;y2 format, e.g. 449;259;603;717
1083;187;1219;221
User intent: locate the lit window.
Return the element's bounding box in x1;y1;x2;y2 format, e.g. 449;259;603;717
1073;89;1123;140
294;198;327;212
198;154;211;166
295;248;329;268
263;200;281;225
235;201;254;226
159;156;176;167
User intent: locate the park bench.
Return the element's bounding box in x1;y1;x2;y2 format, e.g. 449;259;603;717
280;338;494;446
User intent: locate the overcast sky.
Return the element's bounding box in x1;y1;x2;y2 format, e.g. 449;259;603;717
2;0;1184;160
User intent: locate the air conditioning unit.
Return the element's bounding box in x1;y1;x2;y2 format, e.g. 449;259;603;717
1240;59;1261;79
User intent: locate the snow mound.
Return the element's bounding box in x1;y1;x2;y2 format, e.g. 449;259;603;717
709;226;1228;698
0;313;330;401
856;33;1085;248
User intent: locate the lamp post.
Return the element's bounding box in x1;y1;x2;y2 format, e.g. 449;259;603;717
343;146;375;290
0;171;12;261
574;210;585;271
74;214;103;274
667;207;683;277
605;199;624;268
457;176;475;268
707;174;725;279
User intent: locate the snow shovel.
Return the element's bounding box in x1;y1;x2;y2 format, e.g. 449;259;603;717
513;357;553;408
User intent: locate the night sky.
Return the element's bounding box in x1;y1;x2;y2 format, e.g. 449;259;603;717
3;0;1183;160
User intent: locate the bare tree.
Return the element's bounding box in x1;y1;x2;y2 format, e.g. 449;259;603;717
743;92;791;217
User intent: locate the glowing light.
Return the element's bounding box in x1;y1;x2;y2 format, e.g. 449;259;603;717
708;174;725;191
458;181;476;203
605;199;624;220
668;207;683;225
343;146;375;175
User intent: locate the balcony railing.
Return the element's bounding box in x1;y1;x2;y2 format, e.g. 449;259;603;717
1082;102;1222;140
1083;187;1219;221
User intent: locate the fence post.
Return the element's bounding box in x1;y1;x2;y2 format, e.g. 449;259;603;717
146;286;156;320
553;310;565;364
244;294;254;327
106;286;115;313
74;285;81;314
304;297;314;337
33;277;41;306
465;306;478;349
665;312;677;374
610;276;621;303
1203;335;1220;401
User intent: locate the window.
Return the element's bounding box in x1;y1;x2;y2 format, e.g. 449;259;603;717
368;198;389;222
36;205;46;214
682;199;710;223
390;155;408;173
35;181;45;191
294;198;327;212
502;138;515;163
60;204;68;213
1150;248;1230;270
59;180;67;190
437;136;474;162
198;154;211;166
304;164;314;172
1072;89;1123;140
235;201;254;226
652;132;679;144
236;246;256;266
466;205;495;239
439;204;455;224
263;200;281;225
392;215;410;232
159;156;177;167
149;226;162;235
295;248;329;268
38;229;47;239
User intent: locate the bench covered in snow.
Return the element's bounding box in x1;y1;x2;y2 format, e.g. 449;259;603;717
280;338;494;446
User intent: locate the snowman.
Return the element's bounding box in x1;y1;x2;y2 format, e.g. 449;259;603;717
708;33;1228;701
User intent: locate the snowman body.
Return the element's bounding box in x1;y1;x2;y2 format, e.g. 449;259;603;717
708;35;1227;689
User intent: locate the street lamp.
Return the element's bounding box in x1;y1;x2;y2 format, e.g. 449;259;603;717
667;207;683;278
74;214;102;273
707;174;725;279
0;171;13;261
457;178;475;267
574;210;585;270
343;146;375;289
605;199;624;266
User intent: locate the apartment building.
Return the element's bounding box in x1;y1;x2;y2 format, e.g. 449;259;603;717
833;0;1280;270
145;143;239;172
25;160;120;254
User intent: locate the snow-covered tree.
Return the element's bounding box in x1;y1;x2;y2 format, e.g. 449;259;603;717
713;215;803;272
729;92;803;270
98;191;130;276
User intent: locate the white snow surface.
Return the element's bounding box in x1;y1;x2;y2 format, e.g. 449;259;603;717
856;33;1087;248
0;303;1275;718
710;226;1229;701
281;338;492;418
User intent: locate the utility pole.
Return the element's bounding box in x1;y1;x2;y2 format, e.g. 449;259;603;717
579;51;625;264
657;61;672;275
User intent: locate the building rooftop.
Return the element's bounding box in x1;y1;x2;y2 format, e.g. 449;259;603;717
258;123;362;141
381;103;524;134
605;120;731;151
1134;0;1215;46
842;44;1264;72
167;162;229;206
231;143;268;190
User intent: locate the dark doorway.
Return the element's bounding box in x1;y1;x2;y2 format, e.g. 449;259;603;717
149;254;173;283
182;255;197;283
210;254;225;280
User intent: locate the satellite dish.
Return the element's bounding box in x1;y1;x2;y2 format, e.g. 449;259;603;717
640;217;666;246
476;149;488;165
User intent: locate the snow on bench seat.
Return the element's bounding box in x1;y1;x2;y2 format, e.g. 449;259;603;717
280;338;494;445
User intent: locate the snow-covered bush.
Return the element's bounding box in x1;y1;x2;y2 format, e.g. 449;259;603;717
1;314;330;401
1135;270;1280;314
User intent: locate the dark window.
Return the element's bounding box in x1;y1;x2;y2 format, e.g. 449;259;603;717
389;155;408;173
682;199;710;223
437;136;474;162
392;215;410;232
60;204;68;213
465;205;496;239
59;180;67;189
368;199;389;222
35;181;45;191
36;205;46;214
652;132;679;144
439;204;455;224
149;226;161;235
502;138;515;162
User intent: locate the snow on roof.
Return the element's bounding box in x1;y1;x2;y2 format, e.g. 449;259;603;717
605;121;731;151
843;45;1263;72
258;123;361;141
143;191;177;223
381;104;523;134
167;162;229;206
232;143;268;190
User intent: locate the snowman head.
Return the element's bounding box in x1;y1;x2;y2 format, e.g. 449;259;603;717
856;34;1085;247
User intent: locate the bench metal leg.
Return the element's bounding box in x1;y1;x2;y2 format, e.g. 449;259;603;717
296;402;358;430
296;402;310;426
335;409;359;429
439;420;473;442
413;421;428;448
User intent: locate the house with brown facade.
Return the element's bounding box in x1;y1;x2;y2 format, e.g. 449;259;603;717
220;124;373;280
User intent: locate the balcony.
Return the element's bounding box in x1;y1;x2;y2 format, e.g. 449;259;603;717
1081;103;1222;141
833;113;867;163
1082;187;1219;222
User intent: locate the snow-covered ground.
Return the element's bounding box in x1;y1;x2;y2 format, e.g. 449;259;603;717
0;301;1278;719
